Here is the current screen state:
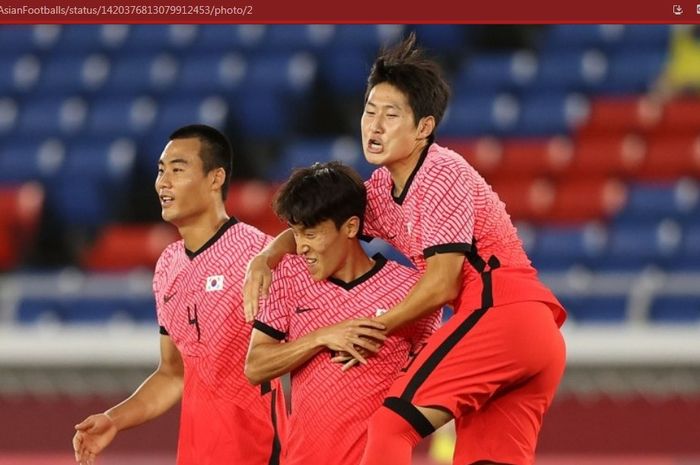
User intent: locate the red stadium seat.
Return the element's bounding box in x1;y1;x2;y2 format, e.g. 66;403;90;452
637;134;700;181
580;96;662;136
497;136;573;178
547;177;627;223
489;176;556;221
226;181;286;236
570;133;646;178
83;223;179;271
444;137;503;179
0;182;44;270
655;98;700;134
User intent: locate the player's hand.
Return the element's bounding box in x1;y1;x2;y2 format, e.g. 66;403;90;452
331;350;365;372
316;319;386;365
73;413;118;464
243;254;273;322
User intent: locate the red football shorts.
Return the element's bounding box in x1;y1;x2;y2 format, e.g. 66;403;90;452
385;300;566;465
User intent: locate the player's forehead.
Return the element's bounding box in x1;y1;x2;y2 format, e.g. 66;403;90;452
158;137;203;165
290;219;336;234
366;82;410;110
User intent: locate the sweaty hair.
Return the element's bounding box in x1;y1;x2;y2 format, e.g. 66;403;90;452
365;32;451;134
274;161;367;230
169;124;233;201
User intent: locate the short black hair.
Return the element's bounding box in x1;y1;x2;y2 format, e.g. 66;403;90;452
365;32;451;137
274;161;367;230
169;124;233;201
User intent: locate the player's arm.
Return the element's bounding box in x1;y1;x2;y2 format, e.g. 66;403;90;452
73;334;184;464
375;252;464;334
245;318;387;385
243;228;296;321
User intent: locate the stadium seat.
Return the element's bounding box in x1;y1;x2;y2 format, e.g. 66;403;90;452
637;134;700;181
0;25;60;54
541;25;625;53
614;183;680;222
599;50;667;94
0;53;41;95
454;51;536;94
242;52;317;96
103;53;179;96
547;177;627;223
533;49;607;93
33;53;110;96
558;295;628;323
16;298;63;324
192;25;265;52
225;181;285;236
570;133;646;178
597;220;682;271
513;92;589;137
87;95;158;138
175;52;247;93
489;176;555;221
0;139;65;183
440;92;519;137
0;183;44;270
494;136;573;178
329;25;405;54
649;296;700;324
82;223;178;271
257;25;334;53
579;96;662;136
121;25;198;52
16;96;88;138
319;48;372;96
529;223;607;271
655;98;700;134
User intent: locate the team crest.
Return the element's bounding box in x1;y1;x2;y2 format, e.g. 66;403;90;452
206;275;224;291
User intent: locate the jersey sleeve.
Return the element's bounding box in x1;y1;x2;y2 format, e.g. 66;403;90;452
417;161;475;258
254;258;296;341
152;246;171;334
362;178;383;240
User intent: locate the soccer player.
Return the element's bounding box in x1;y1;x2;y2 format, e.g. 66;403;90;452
245;162;440;465
72;125;282;465
244;33;566;465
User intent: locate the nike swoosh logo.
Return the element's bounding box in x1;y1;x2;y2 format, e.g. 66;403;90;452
163;292;177;304
295;307;315;314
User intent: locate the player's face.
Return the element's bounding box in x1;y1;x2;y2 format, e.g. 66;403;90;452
292;219;350;281
361;82;426;168
155;138;213;226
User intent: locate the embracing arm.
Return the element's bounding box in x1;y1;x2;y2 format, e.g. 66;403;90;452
375;252;464;334
245;318;387;385
243;228;296;321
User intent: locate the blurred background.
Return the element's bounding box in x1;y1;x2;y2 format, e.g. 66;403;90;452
0;24;699;464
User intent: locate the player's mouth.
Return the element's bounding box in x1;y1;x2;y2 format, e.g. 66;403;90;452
159;194;175;208
366;138;383;154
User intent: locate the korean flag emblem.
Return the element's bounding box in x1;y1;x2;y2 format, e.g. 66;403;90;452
206;275;224;292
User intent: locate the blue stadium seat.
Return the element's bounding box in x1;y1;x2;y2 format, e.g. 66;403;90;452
46;138;135;227
533;50;608;93
414;25;470;53
53;25;106;52
529;224;606;271
268;137;372;182
599;50;667;94
319;48;372;96
230;90;291;140
242;53;317;96
16;298;64;324
440;92;518;137
558;295;628;323
121;25;197;52
612;25;671;54
0;139;64;183
130;297;158;323
615;183;678;222
193;25;265;52
102;53;178;96
513;93;588;136
0;97;18;138
0;25;60;54
597;220;681;271
673;224;700;270
0;53;41;95
16;96;88;138
650;296;700;324
541;25;625;52
88;96;157;138
454;52;536;94
258;25;334;53
176;52;246;93
32;53;110;96
330;25;405;54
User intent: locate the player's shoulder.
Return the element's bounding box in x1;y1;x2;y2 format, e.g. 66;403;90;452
222;219;272;250
376;256;420;285
365;166;391;190
423;143;471;175
155;239;184;270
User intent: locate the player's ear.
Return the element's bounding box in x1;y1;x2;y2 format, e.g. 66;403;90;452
344;216;360;239
417;116;435;140
210;167;225;194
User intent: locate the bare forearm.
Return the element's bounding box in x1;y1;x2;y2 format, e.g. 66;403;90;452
246;333;325;385
377;272;458;333
105;370;183;431
261;229;296;268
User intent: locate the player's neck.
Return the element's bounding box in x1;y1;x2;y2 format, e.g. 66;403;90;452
387;141;428;197
330;242;375;284
177;208;230;253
